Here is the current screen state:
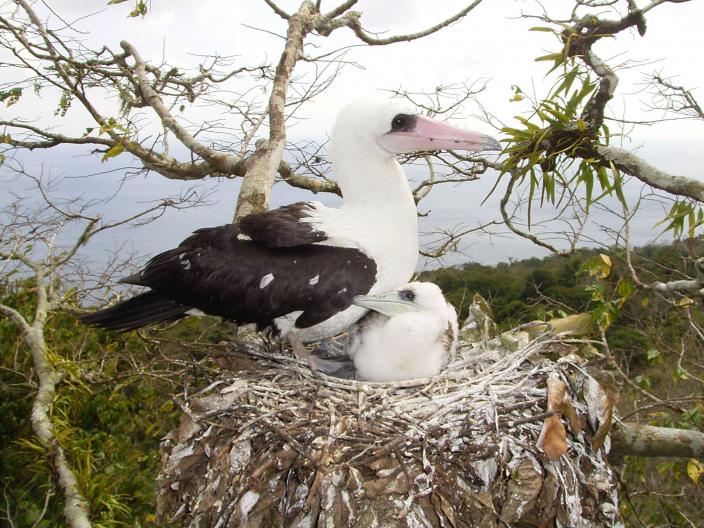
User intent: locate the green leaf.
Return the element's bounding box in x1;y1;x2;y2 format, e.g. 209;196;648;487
541;103;567;122
581;162;594;212
565;79;596;117
601;123;610;146
616;278;634;306
0;87;22;106
646;348;661;362
54;90;72;117
527;168;537;228
102;142;125;162
557;67;579;97
674;366;688;381
635;375;651;390
580;254;612;279
535;52;563;62
655;201;704;239
529;26;555;32
128;0;148;17
609;162;627;208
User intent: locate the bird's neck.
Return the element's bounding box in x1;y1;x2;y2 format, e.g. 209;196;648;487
327;147;419;292
331;147;415;208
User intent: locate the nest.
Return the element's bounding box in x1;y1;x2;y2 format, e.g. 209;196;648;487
156;330;621;527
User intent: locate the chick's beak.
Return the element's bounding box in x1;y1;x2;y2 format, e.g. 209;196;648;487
353;291;417;317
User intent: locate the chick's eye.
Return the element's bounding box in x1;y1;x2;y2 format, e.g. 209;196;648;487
391;114;407;131
399;289;415;302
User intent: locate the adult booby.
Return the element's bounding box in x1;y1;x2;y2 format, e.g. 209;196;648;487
347;282;458;382
81;97;498;351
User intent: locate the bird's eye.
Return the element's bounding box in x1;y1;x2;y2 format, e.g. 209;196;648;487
399;289;416;302
391;114;407;131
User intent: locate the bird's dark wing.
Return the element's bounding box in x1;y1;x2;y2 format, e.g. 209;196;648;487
238;202;327;248
123;224;376;329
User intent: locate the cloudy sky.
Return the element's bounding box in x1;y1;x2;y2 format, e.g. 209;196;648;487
2;0;703;266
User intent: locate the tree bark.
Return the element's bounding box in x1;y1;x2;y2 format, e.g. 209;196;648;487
596;145;704;203
234;1;314;221
611;423;704;458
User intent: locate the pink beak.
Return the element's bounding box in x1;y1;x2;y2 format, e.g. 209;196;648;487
377;115;500;154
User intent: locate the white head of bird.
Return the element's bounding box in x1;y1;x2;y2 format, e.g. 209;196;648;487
327;97;499;204
349;281;459;382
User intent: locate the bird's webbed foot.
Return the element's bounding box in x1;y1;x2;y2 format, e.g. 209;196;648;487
286;331;356;379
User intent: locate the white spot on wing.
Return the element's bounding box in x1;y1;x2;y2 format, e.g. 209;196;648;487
309;274;320;286
337;287;348;295
237;233;251;241
186;308;206;317
259;273;275;289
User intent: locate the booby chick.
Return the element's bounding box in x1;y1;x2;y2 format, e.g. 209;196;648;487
81;98;497;354
347;282;458;382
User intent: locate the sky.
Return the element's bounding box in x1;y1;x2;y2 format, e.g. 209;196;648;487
1;0;703;268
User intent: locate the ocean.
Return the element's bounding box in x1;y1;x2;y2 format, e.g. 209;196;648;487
0;140;695;279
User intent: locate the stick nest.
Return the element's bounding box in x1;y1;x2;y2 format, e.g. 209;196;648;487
156;331;622;527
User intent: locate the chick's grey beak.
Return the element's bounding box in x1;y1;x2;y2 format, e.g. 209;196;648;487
353;291;417;317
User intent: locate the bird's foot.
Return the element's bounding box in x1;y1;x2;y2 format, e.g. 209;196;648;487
307;351;356;379
286;331;355;378
286;331;315;369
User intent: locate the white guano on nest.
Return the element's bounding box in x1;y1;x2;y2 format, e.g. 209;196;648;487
156;330;622;528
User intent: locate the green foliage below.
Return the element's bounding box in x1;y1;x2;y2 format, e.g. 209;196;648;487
420;249;594;328
0;280;190;527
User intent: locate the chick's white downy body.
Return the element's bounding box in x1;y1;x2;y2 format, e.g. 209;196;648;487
350;282;459;382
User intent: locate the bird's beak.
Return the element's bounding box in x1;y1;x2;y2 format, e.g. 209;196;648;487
378;115;501;154
353;291;417;317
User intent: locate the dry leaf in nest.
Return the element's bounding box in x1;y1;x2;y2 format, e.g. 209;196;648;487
537;376;568;460
586;376;616;450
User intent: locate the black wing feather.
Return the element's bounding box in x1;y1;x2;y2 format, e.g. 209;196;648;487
80;291;190;331
238;202;327;248
123;223;376;330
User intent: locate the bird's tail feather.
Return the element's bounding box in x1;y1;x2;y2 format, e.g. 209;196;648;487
80;291;191;332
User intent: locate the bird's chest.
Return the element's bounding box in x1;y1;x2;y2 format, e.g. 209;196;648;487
353;315;445;382
277;202;418;342
328;206;419;292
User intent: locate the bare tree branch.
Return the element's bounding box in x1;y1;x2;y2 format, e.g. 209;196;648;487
612;423;704;458
263;0;291;20
334;1;483;45
235;1;315;220
119;40;239;173
644;72;704;121
595;146;704;202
